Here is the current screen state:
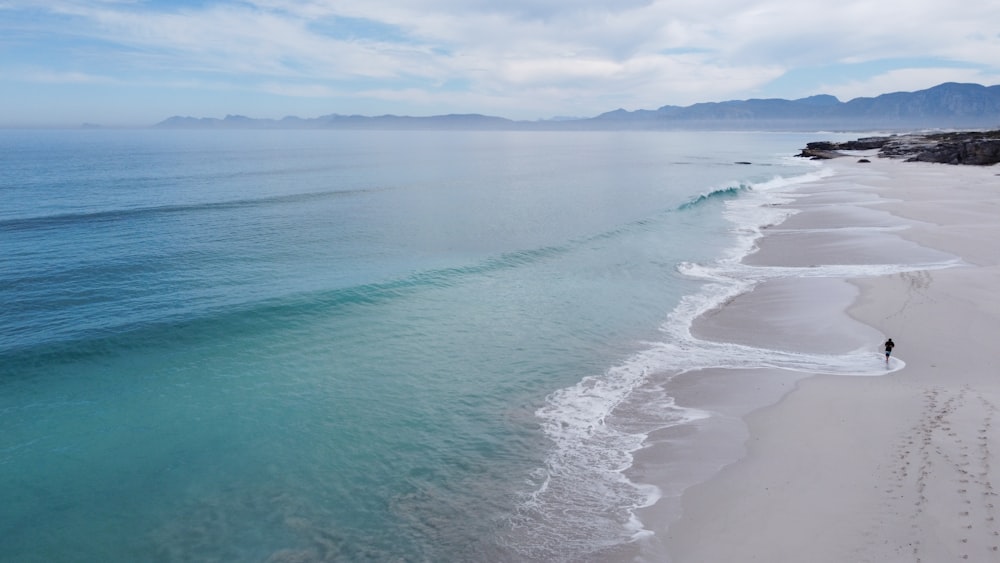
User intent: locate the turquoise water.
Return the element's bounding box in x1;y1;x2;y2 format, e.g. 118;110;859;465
2;129;827;561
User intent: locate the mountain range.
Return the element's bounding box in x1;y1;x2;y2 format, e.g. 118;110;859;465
155;82;1000;131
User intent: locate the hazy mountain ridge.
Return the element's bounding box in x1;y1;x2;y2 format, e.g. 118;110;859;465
156;112;516;130
155;82;1000;131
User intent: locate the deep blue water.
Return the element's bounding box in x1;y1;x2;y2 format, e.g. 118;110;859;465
2;129;830;562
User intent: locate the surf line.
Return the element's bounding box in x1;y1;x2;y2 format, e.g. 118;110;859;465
520;165;958;556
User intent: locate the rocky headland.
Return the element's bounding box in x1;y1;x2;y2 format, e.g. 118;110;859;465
799;130;1000;165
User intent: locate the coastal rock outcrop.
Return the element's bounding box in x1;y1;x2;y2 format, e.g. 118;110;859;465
799;130;1000;165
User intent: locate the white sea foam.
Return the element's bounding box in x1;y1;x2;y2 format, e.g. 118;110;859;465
771;225;910;234
525;162;960;559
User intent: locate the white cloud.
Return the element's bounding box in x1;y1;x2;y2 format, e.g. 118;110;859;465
258;81;341;98
18;69;115;84
2;0;999;122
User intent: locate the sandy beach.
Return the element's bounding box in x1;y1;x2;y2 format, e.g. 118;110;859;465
636;155;1000;562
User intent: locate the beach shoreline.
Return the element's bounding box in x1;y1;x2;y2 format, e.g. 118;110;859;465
628;156;1000;562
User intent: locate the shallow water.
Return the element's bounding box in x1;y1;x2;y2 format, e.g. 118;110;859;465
2;129;846;561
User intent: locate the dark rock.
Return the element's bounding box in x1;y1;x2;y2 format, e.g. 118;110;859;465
907;138;1000;165
800;130;1000;165
796;142;846;159
858;158;871;163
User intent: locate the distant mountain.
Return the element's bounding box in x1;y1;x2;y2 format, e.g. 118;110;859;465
154;82;1000;131
591;83;1000;130
155;113;518;130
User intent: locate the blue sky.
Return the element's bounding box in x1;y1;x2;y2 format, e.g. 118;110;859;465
2;0;999;127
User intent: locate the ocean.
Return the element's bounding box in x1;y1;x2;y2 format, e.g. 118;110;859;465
2;129;854;562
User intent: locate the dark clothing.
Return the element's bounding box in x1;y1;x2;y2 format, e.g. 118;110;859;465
884;339;895;357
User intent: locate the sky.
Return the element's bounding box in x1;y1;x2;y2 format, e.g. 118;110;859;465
2;0;1000;127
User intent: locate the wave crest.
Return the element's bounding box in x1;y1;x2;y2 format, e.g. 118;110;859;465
677;184;750;210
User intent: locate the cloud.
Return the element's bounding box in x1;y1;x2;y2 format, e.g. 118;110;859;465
258;81;341;98
1;0;999;122
16;69;115;84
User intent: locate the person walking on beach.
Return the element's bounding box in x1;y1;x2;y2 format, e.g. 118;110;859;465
884;338;895;364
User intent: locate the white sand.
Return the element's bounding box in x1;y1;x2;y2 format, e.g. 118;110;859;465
656;156;1000;562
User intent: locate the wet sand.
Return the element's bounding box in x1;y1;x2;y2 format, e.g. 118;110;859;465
631;155;1000;562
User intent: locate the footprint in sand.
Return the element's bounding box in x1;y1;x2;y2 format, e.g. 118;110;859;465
881;388;1000;559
